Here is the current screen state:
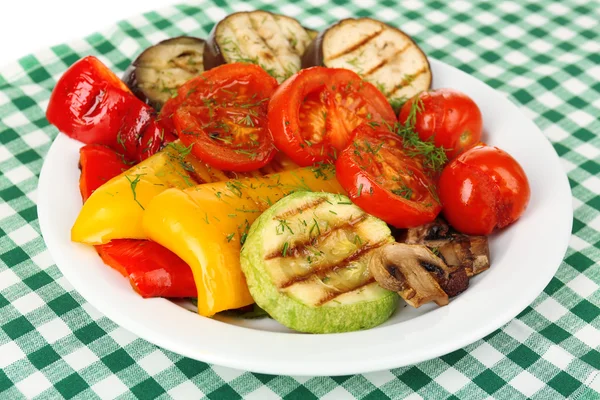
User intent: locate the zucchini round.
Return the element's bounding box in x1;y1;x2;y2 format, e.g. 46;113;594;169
240;191;398;333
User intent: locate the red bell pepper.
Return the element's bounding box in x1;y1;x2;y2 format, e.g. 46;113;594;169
96;240;196;298
79;144;129;202
78;144;196;298
47;56;176;162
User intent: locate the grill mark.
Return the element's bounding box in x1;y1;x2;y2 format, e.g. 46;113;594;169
185;169;206;185
389;67;428;97
316;278;377;306
249;13;286;75
363;42;411;77
279;239;386;289
271;197;328;221
326;28;384;61
266;213;366;260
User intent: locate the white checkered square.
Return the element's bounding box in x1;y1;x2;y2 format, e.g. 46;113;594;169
435;367;469;393
38;318;71;344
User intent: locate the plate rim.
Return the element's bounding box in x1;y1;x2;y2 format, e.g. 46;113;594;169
38;58;573;376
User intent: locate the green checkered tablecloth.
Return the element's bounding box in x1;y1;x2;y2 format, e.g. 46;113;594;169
1;0;599;398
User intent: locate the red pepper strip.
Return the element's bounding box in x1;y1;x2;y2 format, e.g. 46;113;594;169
47;56;176;162
96;240;196;298
78;144;196;298
79;144;130;201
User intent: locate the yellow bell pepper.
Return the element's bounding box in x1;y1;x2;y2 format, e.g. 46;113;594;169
142;165;345;316
71;143;297;244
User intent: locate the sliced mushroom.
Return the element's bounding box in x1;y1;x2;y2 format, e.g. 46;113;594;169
369;243;449;308
395;219;490;277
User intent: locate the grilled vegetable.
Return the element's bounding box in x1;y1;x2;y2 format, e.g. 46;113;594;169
369;243;450;307
46;56;176;162
123;36;205;110
240;191;397;333
142;165;345;316
71;141;298;245
398;219;490;277
302;18;431;104
203;11;314;82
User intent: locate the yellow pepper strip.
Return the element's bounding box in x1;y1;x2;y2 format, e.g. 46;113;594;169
71;142;297;244
142;165;345;316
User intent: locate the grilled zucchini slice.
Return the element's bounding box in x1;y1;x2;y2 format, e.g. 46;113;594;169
203;11;315;82
240;191;397;333
302;17;431;103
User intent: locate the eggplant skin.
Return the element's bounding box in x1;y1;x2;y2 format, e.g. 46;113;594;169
203;24;227;72
301;18;432;102
203;11;315;82
123;36;205;110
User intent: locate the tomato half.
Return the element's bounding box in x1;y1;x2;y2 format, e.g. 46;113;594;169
438;145;530;235
335;125;442;228
268;67;397;166
162;63;278;172
399;89;482;159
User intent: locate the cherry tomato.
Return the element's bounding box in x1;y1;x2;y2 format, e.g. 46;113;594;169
335;125;442;228
162;63;279;172
268;67;397;166
438;145;530;235
399;89;482;159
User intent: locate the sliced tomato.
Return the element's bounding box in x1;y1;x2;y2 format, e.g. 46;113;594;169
335;125;442;228
162;63;278;171
268;67;397;166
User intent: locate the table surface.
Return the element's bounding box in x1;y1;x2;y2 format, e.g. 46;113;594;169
1;0;599;399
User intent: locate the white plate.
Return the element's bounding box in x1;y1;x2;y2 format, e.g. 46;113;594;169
38;59;572;376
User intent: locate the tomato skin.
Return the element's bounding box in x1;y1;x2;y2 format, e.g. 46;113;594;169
164;63;279;171
335;126;442;228
268;67;397;167
46;56;175;162
399;89;482;159
438;145;530;235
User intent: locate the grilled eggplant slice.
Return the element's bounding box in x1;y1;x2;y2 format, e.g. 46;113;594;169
123;36;205;110
240;191;397;333
302;18;431;103
203;11;315;82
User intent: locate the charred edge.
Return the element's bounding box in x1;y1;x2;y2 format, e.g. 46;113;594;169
185;168;206;185
420;261;445;281
259;157;284;175
325;28;384;61
363;43;411;77
316;277;377;306
389;67;428;97
223;170;241;180
266;213;367;260
271;197;328;221
279;239;386;289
